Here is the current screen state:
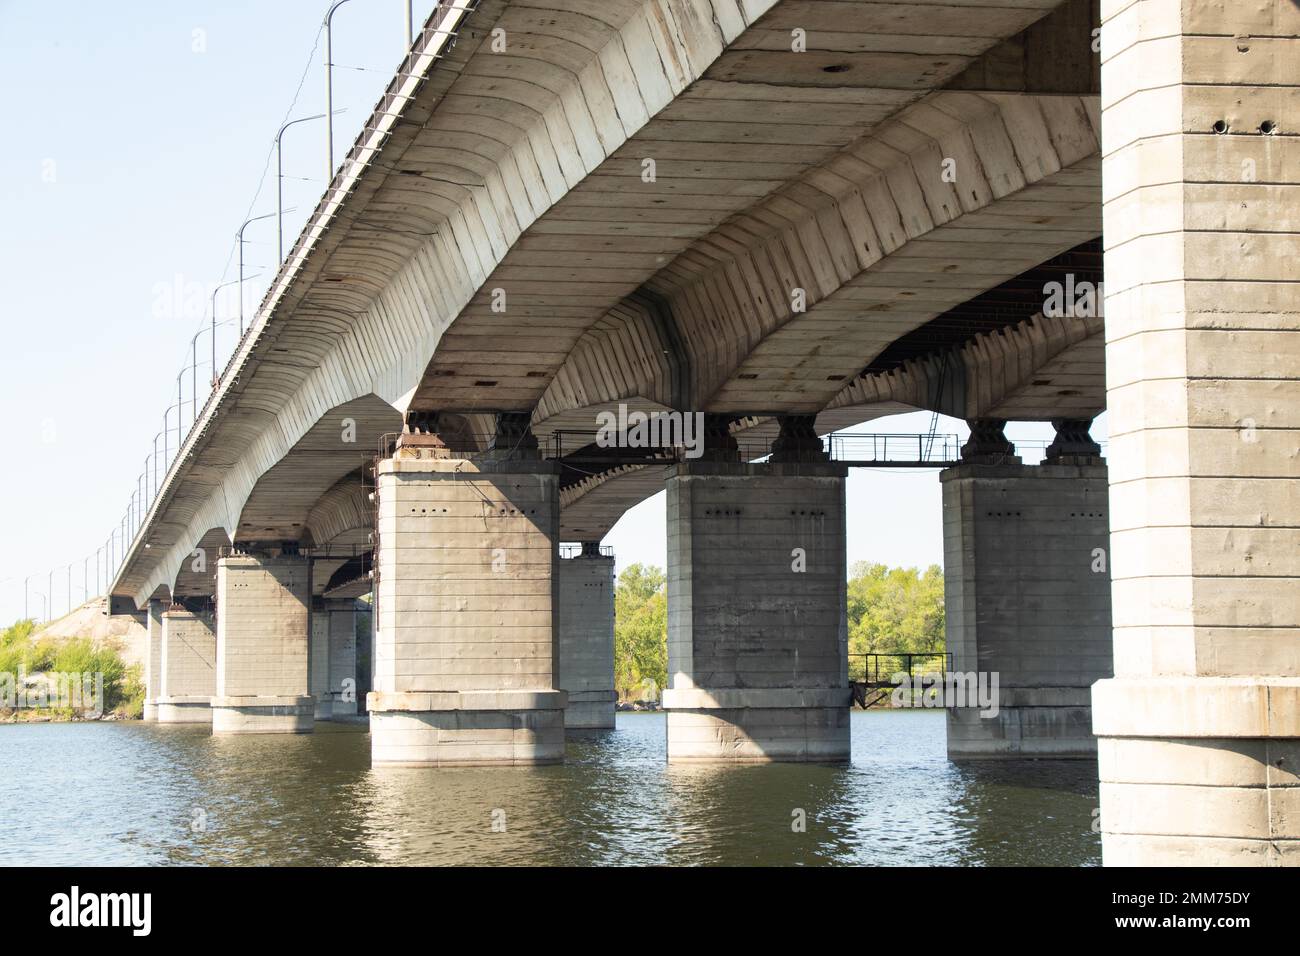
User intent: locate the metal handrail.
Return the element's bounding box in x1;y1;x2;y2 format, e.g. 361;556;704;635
848;652;953;687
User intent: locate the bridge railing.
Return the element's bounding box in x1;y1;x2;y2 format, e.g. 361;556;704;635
558;543;615;559
848;652;954;687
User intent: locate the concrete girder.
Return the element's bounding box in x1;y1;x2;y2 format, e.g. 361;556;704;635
231;395;400;547
409;0;1071;413
125;395;397;607
114;0;1071;604
555;309;1102;541
827;310;1105;422
534;89;1102;432
305;475;373;550
171;527;233;599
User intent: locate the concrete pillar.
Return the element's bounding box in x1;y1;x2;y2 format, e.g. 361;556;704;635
328;600;358;716
1093;0;1300;865
143;599;163;721
662;418;850;762
310;598;358;719
310;602;333;720
156;605;216;724
368;414;566;766
212;553;313;734
558;543;616;730
941;420;1112;757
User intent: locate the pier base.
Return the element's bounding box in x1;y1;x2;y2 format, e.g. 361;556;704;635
368;449;566;767
214;553;314;735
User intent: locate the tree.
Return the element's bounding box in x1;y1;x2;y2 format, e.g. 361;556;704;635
846;562;945;680
613;564;667;701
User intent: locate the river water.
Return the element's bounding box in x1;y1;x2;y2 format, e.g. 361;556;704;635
0;711;1100;866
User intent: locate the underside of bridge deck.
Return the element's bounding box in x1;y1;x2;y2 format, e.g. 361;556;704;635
107;0;1299;865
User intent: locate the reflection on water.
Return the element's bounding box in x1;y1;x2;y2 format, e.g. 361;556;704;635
0;711;1099;866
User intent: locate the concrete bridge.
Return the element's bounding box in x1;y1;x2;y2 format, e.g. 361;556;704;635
105;0;1297;866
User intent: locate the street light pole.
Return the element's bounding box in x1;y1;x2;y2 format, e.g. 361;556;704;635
276;113;330;265
325;2;355;183
208;278;242;387
236;214;278;336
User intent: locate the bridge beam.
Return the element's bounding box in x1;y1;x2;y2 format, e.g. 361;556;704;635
558;543;616;731
662;421;851;762
212;554;314;734
368;417;566;766
156;604;216;724
942;419;1112;757
1092;0;1300;866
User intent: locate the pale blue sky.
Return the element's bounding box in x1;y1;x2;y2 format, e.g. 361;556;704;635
0;1;1104;623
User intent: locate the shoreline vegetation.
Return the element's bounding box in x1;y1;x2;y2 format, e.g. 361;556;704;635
0;618;144;722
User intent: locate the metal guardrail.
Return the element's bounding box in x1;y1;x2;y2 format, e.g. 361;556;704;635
548;429;963;467
558;543;614;558
849;652;953;688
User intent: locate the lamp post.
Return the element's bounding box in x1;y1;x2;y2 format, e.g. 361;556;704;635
237;213;278;336
326;1;356;182
177;371;185;450
208;278;242;387
276;113;330;264
163;401;181;467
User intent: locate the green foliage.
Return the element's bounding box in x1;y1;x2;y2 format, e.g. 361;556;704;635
613;564;667;702
0;620;137;716
846;562;945;680
119;663;146;718
0;620;56;674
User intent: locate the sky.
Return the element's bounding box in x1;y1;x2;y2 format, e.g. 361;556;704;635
0;1;1106;624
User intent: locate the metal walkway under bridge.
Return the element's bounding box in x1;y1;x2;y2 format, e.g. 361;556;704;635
548;431;965;469
850;653;954;709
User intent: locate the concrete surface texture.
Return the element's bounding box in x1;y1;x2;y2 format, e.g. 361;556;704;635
213;554;313;734
157;606;216;724
1091;0;1300;866
942;457;1112;757
368;455;566;766
662;463;852;762
558;548;617;730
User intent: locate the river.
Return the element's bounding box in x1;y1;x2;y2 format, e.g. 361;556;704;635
0;710;1100;866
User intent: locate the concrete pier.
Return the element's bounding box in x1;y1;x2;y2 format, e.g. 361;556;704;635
328;600;358;717
310;603;333;720
1091;0;1300;865
662;448;851;762
310;599;358;719
368;443;566;766
941;421;1112;757
142;599;163;721
558;543;616;730
212;553;314;734
156;605;216;724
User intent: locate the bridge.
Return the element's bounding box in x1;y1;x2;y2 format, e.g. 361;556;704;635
95;0;1297;866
